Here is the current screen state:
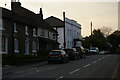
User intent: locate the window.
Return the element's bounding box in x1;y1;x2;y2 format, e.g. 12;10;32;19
67;29;69;35
0;37;8;54
0;19;4;30
67;41;69;48
32;41;37;52
48;31;50;38
14;23;17;32
25;26;29;35
41;28;44;36
38;28;40;36
33;28;37;37
70;29;71;35
14;38;19;53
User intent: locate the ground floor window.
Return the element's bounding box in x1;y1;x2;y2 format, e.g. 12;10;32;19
32;41;37;52
14;38;19;53
25;38;29;55
0;36;8;54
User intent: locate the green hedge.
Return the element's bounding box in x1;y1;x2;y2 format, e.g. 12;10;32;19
2;50;50;66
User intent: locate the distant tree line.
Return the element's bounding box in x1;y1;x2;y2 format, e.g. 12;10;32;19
83;27;120;53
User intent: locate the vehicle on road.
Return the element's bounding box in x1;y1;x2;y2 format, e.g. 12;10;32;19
63;48;80;60
48;50;69;64
90;47;99;54
73;46;86;58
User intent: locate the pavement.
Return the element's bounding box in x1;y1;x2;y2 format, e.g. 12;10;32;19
2;61;48;75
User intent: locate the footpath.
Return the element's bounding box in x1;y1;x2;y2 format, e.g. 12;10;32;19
2;61;47;75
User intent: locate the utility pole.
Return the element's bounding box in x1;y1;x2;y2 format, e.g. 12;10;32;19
90;22;93;49
63;12;66;48
11;0;15;66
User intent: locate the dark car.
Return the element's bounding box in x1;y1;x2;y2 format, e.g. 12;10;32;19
63;48;79;60
48;50;69;64
73;46;86;58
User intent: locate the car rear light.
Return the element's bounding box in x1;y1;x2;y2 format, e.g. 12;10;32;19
48;54;51;57
57;54;62;57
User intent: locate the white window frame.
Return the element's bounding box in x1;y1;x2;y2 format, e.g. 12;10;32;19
14;38;19;53
41;28;44;36
32;41;37;52
0;37;8;54
25;26;29;35
33;28;36;37
38;28;40;36
14;23;17;33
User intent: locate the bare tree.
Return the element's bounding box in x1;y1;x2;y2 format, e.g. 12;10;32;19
99;27;113;37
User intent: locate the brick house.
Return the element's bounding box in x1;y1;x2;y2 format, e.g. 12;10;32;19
0;2;59;55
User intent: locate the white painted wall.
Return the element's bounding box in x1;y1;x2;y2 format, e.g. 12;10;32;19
57;28;64;49
65;18;82;48
56;17;82;49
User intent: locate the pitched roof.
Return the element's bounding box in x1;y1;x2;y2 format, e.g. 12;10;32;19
1;2;56;32
45;16;64;27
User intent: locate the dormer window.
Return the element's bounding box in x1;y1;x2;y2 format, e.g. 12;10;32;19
25;26;29;35
14;23;17;32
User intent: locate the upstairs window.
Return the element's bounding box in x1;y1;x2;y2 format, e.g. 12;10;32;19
14;23;17;32
33;28;37;37
38;28;40;36
0;19;4;30
25;26;29;35
41;28;44;36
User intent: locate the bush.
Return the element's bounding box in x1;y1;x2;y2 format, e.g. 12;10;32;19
2;51;50;66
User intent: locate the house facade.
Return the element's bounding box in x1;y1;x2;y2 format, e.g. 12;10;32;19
45;16;82;49
0;2;59;55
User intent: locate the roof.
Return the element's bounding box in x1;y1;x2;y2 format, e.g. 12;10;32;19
45;16;64;27
1;2;57;32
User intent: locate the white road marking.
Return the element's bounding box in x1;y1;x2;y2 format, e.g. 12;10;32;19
56;76;64;80
92;61;97;63
98;58;102;61
69;69;80;74
83;64;91;68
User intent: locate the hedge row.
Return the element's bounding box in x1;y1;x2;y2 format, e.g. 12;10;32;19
2;50;50;66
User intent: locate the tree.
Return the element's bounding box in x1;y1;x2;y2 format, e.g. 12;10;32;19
107;30;120;53
99;27;113;37
83;29;109;50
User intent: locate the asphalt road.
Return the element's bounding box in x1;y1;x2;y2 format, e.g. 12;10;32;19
2;54;120;80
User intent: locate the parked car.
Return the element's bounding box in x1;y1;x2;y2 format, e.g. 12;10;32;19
89;47;99;54
48;50;69;64
84;48;90;55
73;46;86;58
63;48;79;60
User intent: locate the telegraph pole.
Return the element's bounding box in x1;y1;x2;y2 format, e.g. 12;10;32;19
63;12;66;48
90;22;93;49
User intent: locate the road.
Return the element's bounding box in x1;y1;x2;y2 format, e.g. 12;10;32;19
2;54;120;80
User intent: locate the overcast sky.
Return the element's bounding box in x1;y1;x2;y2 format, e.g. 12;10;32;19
0;0;119;37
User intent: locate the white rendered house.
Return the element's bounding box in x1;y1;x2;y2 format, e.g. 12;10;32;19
45;16;82;49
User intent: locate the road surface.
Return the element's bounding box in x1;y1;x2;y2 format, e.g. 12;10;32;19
2;54;120;80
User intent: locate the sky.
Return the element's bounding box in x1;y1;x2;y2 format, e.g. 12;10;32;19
0;0;119;37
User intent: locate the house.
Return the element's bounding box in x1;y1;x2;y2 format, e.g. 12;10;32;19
45;16;82;49
0;2;59;55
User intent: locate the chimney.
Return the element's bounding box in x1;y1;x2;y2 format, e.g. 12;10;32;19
11;0;21;11
39;8;43;19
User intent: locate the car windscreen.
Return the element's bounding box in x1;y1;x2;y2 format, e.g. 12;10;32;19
75;47;82;52
50;51;61;55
